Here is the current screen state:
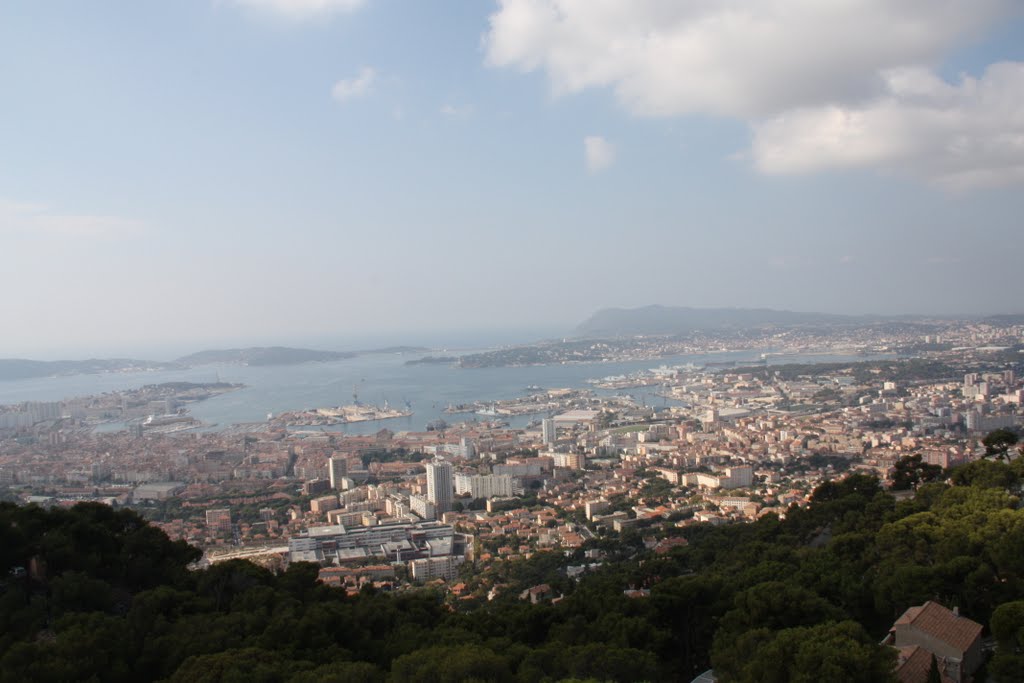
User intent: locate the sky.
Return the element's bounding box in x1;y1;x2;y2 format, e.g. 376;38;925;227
1;0;1023;358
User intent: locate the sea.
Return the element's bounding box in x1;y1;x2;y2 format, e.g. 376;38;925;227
0;349;892;436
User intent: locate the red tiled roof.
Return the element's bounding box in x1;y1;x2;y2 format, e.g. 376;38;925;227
895;645;931;683
894;601;982;654
894;646;957;683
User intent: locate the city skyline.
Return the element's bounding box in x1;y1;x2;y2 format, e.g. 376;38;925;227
2;1;1023;357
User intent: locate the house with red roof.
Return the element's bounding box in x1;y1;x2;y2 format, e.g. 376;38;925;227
884;601;983;683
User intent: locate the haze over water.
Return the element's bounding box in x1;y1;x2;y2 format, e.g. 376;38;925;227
0;349;892;436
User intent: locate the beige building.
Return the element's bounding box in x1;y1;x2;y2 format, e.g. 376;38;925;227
886;601;983;683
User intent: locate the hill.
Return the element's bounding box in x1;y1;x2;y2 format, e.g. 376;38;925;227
175;346;356;367
576;305;869;337
3;457;1024;681
0;358;178;382
0;345;425;382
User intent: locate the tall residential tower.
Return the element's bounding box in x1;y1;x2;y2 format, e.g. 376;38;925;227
425;459;453;515
328;455;348;490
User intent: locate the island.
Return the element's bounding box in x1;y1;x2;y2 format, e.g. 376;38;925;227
404;355;459;366
176;347;357;367
0;358;181;382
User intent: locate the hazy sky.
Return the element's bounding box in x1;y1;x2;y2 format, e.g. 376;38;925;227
2;1;1023;357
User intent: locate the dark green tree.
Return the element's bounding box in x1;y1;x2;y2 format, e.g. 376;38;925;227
712;621;896;683
984;429;1020;460
891;454;943;491
390;645;513;683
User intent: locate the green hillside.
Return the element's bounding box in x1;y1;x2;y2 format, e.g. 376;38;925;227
3;457;1024;682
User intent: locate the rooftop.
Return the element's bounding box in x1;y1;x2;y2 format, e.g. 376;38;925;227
893;601;982;654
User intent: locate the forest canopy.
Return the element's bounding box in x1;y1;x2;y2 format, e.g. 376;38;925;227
3;456;1024;682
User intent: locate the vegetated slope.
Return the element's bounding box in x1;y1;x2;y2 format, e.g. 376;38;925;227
576;305;868;337
0;344;413;381
175;347;356;367
3;457;1024;681
0;358;178;382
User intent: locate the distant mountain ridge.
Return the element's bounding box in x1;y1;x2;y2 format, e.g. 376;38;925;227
576;305;871;337
0;345;431;382
174;347;356;367
0;358;178;382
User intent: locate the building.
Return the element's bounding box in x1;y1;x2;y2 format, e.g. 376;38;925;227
409;555;463;582
328;455;348;490
652;468;681;485
921;450;966;470
703;408;719;427
682;465;753;490
310;495;340;515
288;520;455;564
722;465;753;489
552;452;585;470
302;479;331;496
454;473;514;499
893;645;943;683
459;438;477;460
426;459;453;514
553;410;599;427
584;499;610;520
409;494;436;521
205;508;232;536
327;509;370;527
520;583;555;604
494;462;545;477
133;481;185;501
542;418;557;446
965;410;1018;432
885;601;983;683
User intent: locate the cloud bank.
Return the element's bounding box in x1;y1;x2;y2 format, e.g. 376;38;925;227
485;0;1024;189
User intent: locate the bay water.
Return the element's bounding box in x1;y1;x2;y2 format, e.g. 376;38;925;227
0;349;888;435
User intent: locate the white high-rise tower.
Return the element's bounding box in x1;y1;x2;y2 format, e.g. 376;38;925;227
425;459;453;515
328;455;348;490
542;418;557;446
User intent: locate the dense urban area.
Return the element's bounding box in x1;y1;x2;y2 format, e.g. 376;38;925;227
2;317;1024;682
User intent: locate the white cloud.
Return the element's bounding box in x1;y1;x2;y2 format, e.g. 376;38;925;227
584;135;615;173
485;0;1016;118
0;200;144;238
331;67;376;102
485;0;1024;188
440;103;474;119
225;0;365;21
753;63;1024;190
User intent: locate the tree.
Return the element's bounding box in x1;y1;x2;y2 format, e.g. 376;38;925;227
891;454;943;491
390;645;513;683
712;621;897;683
290;661;385;683
167;647;295;683
714;581;844;645
984;429;1020;460
949;460;1018;489
991;600;1024;647
989;602;1024;683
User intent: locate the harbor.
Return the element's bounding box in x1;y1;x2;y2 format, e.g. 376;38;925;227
273;402;413;427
